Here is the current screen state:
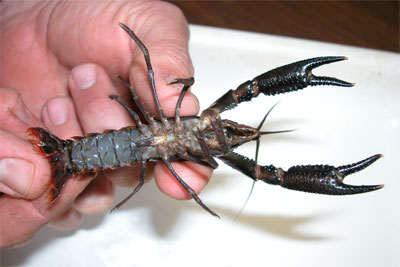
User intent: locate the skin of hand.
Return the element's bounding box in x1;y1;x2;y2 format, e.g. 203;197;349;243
0;0;213;248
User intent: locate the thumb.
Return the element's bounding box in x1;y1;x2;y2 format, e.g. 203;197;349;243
0;88;50;199
0;144;34;199
0;131;51;199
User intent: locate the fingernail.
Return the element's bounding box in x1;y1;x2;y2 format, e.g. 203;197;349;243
0;158;33;197
43;98;68;126
13;98;31;124
71;64;96;90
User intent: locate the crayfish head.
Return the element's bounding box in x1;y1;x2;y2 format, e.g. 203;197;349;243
222;120;260;148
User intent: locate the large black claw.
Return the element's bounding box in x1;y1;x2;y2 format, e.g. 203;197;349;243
255;56;354;96
303;57;354;87
337;154;382;176
280;154;383;195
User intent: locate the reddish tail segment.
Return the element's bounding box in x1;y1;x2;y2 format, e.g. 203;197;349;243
27;128;73;201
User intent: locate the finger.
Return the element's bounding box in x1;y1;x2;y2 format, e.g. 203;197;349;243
47;207;82;230
1;11;70;118
0;130;50;199
0;88;89;247
154;161;213;200
0;88;51;199
0;195;48;248
41;96;83;139
0;88;92;204
0;87;43;137
72;174;115;215
69;63;134;132
46;1;198;117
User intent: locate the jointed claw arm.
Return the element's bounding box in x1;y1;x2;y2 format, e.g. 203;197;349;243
204;56;353;114
219;152;383;195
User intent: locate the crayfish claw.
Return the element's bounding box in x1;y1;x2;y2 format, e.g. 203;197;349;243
334;154;384;194
300;56;348;70
334;183;384;195
309;76;354;87
300;56;354;87
252;56;355;98
280;154;384;195
337;154;383;176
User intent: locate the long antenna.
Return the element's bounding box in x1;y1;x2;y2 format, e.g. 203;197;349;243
235;102;282;219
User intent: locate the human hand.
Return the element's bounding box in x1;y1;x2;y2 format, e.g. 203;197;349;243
0;0;212;248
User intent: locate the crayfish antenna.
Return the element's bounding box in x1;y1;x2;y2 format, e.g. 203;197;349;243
257;101;280;130
257;101;297;136
236;102;292;219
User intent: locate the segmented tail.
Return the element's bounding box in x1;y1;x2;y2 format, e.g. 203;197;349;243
27;127;72;201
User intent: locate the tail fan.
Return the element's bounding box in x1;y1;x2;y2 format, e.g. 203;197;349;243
27;127;72;201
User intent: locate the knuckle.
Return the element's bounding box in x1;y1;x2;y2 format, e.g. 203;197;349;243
0;88;20;111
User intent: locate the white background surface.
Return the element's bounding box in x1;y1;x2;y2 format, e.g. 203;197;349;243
2;25;399;267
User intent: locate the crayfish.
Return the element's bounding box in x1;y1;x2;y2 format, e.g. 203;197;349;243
28;23;383;217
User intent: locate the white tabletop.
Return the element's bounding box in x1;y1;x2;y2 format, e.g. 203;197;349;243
3;25;399;267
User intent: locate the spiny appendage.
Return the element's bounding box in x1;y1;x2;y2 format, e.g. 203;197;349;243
206;56;355;115
280;154;383;195
254;56;354;96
